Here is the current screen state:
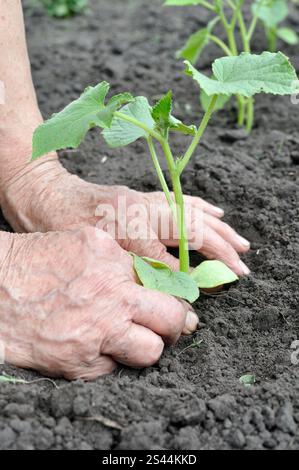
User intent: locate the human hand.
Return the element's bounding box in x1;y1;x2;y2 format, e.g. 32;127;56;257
1;158;250;275
0;228;197;380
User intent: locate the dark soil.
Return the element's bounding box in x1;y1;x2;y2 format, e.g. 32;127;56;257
0;0;299;450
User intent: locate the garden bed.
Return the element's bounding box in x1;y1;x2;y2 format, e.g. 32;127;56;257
0;0;298;450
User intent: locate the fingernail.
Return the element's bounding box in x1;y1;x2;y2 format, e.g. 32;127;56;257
184;311;199;334
237;235;250;248
239;260;250;275
213;206;224;216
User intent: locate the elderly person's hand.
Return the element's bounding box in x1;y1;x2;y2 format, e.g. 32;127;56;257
1;154;250;276
0;227;198;380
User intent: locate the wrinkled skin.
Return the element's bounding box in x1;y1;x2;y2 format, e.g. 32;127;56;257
0;227;197;380
1;155;250;275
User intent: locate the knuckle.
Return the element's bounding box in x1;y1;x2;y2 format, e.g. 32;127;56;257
143;336;164;367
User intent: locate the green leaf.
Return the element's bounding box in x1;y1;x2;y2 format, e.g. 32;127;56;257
176;18;218;64
190;260;238;288
164;0;211;5
177;28;210;64
152;91;172;135
184;52;299;98
133;255;200;303
168;116;197;135
239;374;256;387
252;0;288;29
32;82;134;160
151;91;196;136
277;27;299;45
103;97;155;148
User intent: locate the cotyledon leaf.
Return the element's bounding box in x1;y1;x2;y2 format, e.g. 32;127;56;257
190;260;238;289
133;255;200;303
184;52;299;98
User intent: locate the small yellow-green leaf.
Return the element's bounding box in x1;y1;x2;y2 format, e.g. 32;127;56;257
133;255;200;303
277;27;299;45
239;374;256;387
191;260;238;288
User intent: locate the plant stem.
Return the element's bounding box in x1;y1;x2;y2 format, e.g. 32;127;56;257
246;97;254;133
172;170;189;273
209;34;232;56
159;140;189;272
267;27;277;52
114;111;163;144
147;137;176;220
236;6;255;132
200;0;216;12
178;94;218;174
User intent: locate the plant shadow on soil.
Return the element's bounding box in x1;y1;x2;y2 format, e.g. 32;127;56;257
0;0;298;450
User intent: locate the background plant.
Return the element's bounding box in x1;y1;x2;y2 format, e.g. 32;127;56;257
165;0;298;132
31;52;297;302
40;0;88;18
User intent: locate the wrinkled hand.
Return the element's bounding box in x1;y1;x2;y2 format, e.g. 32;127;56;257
2;157;250;275
0;228;198;380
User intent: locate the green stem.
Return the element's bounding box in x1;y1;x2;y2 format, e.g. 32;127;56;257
246;97;254;133
267;27;277;52
147;137;176;220
178;95;218;174
209;34;232;56
114;111;163;144
159;140;189;272
200;0;216;12
237;7;255;132
172;171;189;273
237;96;245;126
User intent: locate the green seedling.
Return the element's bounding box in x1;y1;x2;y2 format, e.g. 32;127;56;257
31;52;297;302
41;0;87;18
0;373;58;387
239;374;256;386
164;0;298;132
252;0;299;52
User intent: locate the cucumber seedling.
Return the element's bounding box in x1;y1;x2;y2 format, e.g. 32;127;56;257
164;0;298;132
40;0;88;18
31;52;298;303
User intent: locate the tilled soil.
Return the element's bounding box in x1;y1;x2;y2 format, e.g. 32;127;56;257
0;0;298;450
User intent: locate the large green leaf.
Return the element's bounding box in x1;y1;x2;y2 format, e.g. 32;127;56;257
176;18;218;64
133;255;200;303
252;0;288;29
32;82;133;160
151;91;196;136
190;260;238;288
184;52;298;98
103;97;155;148
277;27;299;45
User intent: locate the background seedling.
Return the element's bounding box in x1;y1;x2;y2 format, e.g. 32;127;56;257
239;374;256;386
252;0;299;52
31;52;297;302
0;373;58;388
39;0;88;18
164;0;298;132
